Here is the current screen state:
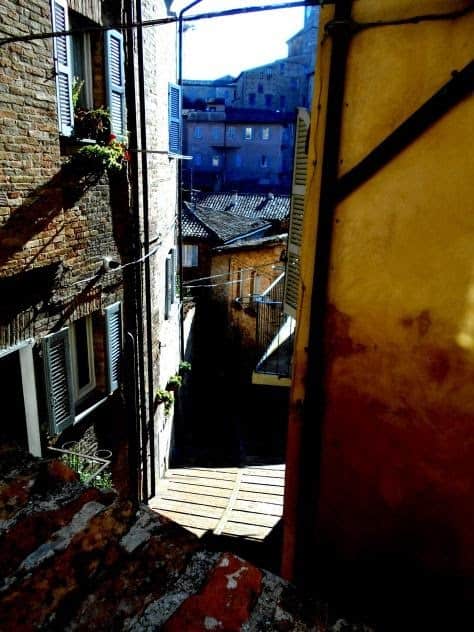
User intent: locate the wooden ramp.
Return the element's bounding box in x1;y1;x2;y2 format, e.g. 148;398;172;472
149;464;285;540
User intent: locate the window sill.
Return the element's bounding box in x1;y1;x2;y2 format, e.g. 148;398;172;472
60;135;99;156
74;392;109;424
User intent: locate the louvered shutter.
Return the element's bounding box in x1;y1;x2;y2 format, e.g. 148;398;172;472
171;247;177;304
105;30;126;140
168;83;182;155
105;302;122;394
51;0;74;136
43;328;74;434
284;108;310;317
165;255;172;319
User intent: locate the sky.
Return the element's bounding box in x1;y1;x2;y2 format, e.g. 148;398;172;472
171;0;305;80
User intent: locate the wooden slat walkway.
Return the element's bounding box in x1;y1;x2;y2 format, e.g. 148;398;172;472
149;464;285;540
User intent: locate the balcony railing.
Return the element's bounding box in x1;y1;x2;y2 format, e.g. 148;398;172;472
254;273;294;379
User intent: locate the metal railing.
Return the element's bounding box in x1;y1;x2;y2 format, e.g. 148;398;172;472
48;443;113;489
254;273;293;377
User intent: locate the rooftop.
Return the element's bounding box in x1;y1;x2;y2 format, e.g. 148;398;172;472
195;192;291;222
183;202;271;244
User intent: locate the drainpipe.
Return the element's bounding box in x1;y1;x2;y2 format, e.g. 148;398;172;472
177;0;205;359
292;0;354;589
135;0;156;499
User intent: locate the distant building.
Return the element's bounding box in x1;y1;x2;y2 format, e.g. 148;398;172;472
181;8;317;194
183;106;295;192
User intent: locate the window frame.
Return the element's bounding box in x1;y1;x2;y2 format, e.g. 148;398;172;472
183;244;199;268
212;155;220;167
69;315;96;402
70;15;93;109
244;127;253;141
194;126;203;139
262;127;270;141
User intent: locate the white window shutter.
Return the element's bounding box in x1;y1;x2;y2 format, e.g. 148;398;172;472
51;0;74;136
42;328;75;435
168;83;182;154
165;255;172;319
105;302;122;394
284;107;310;317
105;30;126;140
171;247;177;304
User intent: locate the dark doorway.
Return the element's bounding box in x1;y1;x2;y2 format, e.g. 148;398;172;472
0;351;28;449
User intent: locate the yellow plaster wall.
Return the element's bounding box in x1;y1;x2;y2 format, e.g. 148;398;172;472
285;0;474;580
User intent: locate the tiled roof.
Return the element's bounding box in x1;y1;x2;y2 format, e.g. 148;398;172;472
182;204;212;239
195;192;291;222
183;202;271;244
192;205;271;244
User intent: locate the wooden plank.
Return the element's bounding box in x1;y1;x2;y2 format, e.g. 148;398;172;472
155;509;218;531
233;499;283;517
151;498;224;520
158;490;229;509
168;468;238;481
241;474;285;486
167;481;233;499
220;521;271;540
238;490;284;505
243;468;286;479
167;475;235;490
228;510;281;528
240;482;285;495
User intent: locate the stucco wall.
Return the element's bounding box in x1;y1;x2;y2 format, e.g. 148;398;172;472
285;0;474;587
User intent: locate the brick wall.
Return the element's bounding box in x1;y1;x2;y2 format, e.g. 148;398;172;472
0;0;128;480
131;0;180;483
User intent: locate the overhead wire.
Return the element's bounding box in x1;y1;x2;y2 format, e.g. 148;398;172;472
0;1;320;47
183;261;284;286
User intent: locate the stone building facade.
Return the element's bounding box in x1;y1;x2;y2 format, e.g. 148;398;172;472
0;0;180;499
182;6;318;113
183;106;295;192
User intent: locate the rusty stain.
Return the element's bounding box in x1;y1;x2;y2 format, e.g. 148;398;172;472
325;304;367;358
400;310;432;337
426;349;450;384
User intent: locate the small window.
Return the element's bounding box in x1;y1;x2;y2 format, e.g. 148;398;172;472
260;72;264;80
42;306;122;434
70;316;96;401
244;127;253;140
291;77;298;89
262;127;270;141
227;126;236;139
212;155;220;167
194;126;202;139
248;93;256;106
265;94;272;108
183;244;199;268
194;152;202;166
280;63;285;75
71;15;93;109
266;69;272;80
260;155;268;169
211;126;220;140
257;83;263;94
